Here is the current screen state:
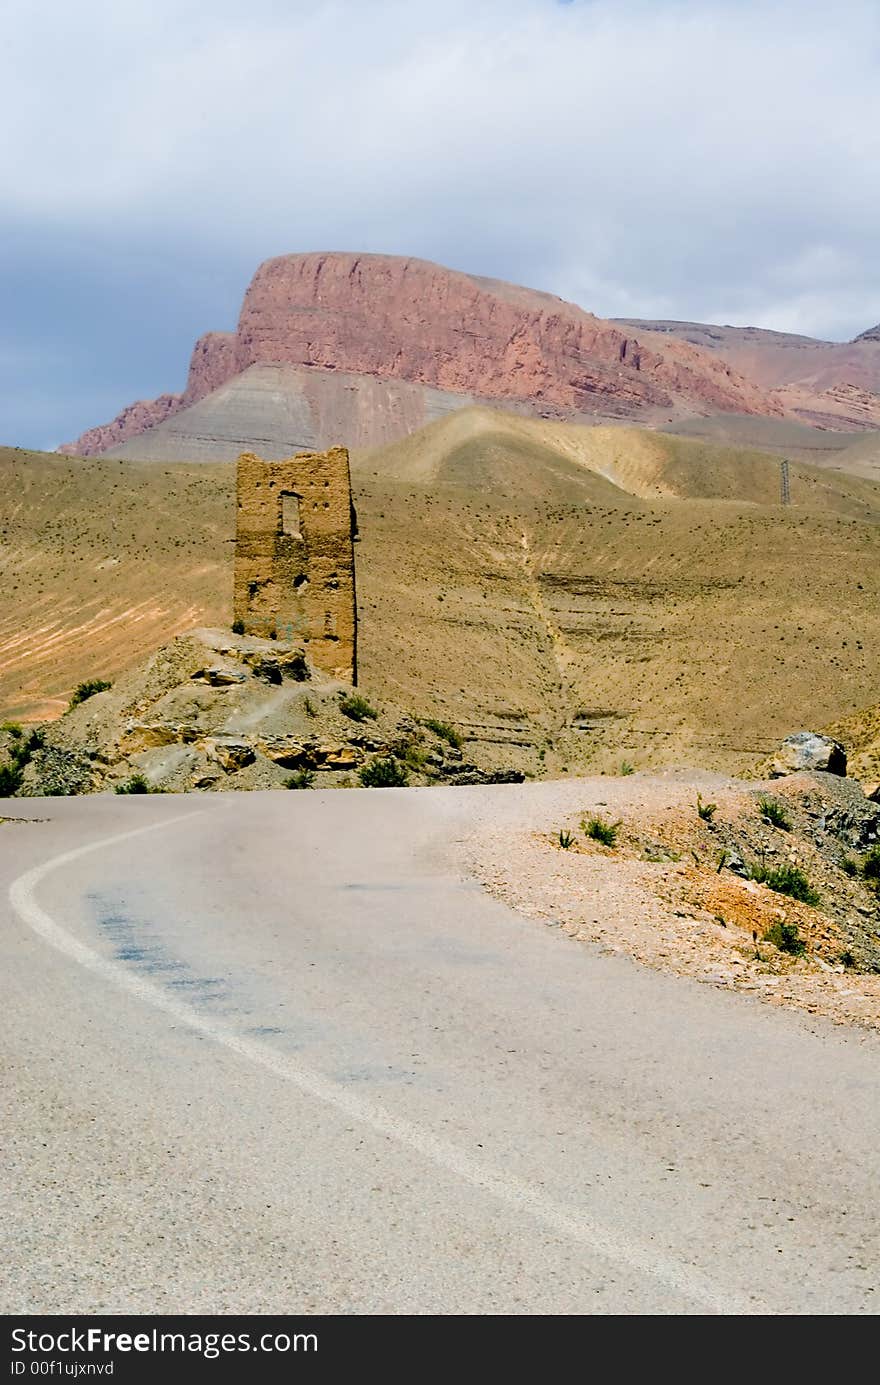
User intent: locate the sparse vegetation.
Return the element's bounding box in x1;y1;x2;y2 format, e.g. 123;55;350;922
339;693;378;723
0;727;45;796
422;717;463;750
841;856;859;877
303;696;317;718
1;722;23;739
582;815;621;847
696;793;717;822
402;741;428;771
69;678;112;710
758;796;792;831
763;918;806;956
0;762;24;797
284;769;315;790
751;861;819;905
863;846;880;881
359;756;409;788
115;774;153;795
232;618;245;635
558;829;574;849
619;760;635;776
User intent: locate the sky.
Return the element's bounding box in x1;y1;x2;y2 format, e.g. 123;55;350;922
3;0;879;449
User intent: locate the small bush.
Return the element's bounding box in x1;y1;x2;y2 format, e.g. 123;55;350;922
422;718;463;750
583;815;621;847
763;919;806;956
303;697;317;718
359;756;409;788
696;793;717;822
232;618;245;635
619;760;635;776
752;861;819;905
759;796;791;831
862;846;880;881
558;829;574;849
284;769;315;790
339;693;378;723
841;856;859;877
403;741;428;770
1;722;23;739
8;729;44;770
0;762;24;797
69;679;112;711
115;774;152;795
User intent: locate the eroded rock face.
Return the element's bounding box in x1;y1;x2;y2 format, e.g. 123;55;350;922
770;732;848;778
61;253;780;456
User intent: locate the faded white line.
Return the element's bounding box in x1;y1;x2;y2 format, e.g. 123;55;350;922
9;812;756;1315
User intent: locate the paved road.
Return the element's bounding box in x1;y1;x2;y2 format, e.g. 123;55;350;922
2;786;878;1315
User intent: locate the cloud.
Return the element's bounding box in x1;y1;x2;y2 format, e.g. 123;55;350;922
2;1;879;443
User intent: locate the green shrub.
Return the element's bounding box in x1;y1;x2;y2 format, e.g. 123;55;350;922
115;774;152;795
619;760;635;776
69;679;112;711
696;793;717;822
9;729;44;769
862;846;880;881
339;693;378;723
841;856;859;877
1;722;22;739
232;618;245;635
752;861;819;905
763;919;806;956
758;796;791;831
403;741;428;770
359;756;409;788
303;697;317;718
0;762;24;797
558;829;574;849
583;815;621;847
284;769;315;790
422;718;463;750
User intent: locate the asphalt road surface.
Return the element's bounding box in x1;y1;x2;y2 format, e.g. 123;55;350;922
2;786;878;1315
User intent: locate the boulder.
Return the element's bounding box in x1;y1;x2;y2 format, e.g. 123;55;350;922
202;737;255;772
118;721;200;754
256;738;310;769
190;666;247;687
769;732;847;778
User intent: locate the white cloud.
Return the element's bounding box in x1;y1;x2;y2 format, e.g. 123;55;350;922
3;0;880;338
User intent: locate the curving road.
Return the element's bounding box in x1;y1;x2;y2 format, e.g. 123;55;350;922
2;785;879;1315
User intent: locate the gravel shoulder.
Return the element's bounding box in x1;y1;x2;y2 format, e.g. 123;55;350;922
459;771;880;1033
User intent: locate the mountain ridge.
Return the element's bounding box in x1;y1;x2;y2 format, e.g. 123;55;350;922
60;252;781;458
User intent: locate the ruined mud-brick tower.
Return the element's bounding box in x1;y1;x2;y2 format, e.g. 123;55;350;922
234;447;357;683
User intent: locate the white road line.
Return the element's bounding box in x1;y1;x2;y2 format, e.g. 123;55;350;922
8;812;756;1315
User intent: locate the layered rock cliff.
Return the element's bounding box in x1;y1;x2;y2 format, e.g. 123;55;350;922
62;253;782;456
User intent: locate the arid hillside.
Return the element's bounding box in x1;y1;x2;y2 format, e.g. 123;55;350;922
617;318;880;431
3;412;879;778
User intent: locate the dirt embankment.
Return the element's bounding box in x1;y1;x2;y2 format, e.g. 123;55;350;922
465;771;880;1031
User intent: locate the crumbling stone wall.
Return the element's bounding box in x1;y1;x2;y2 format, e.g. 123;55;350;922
234;447;357;683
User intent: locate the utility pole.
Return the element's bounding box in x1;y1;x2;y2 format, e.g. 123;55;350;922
780;459;790;505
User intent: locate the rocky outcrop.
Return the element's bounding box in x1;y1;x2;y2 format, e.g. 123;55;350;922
768;732;848;778
616;316;880;432
62;253;781;456
14;628;523;796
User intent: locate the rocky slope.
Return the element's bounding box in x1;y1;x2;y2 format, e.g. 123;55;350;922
4;628;522;796
615;318;880;430
61;253;781;458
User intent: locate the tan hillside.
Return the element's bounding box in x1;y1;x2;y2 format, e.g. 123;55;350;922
825;701;880;788
2;412;879;779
